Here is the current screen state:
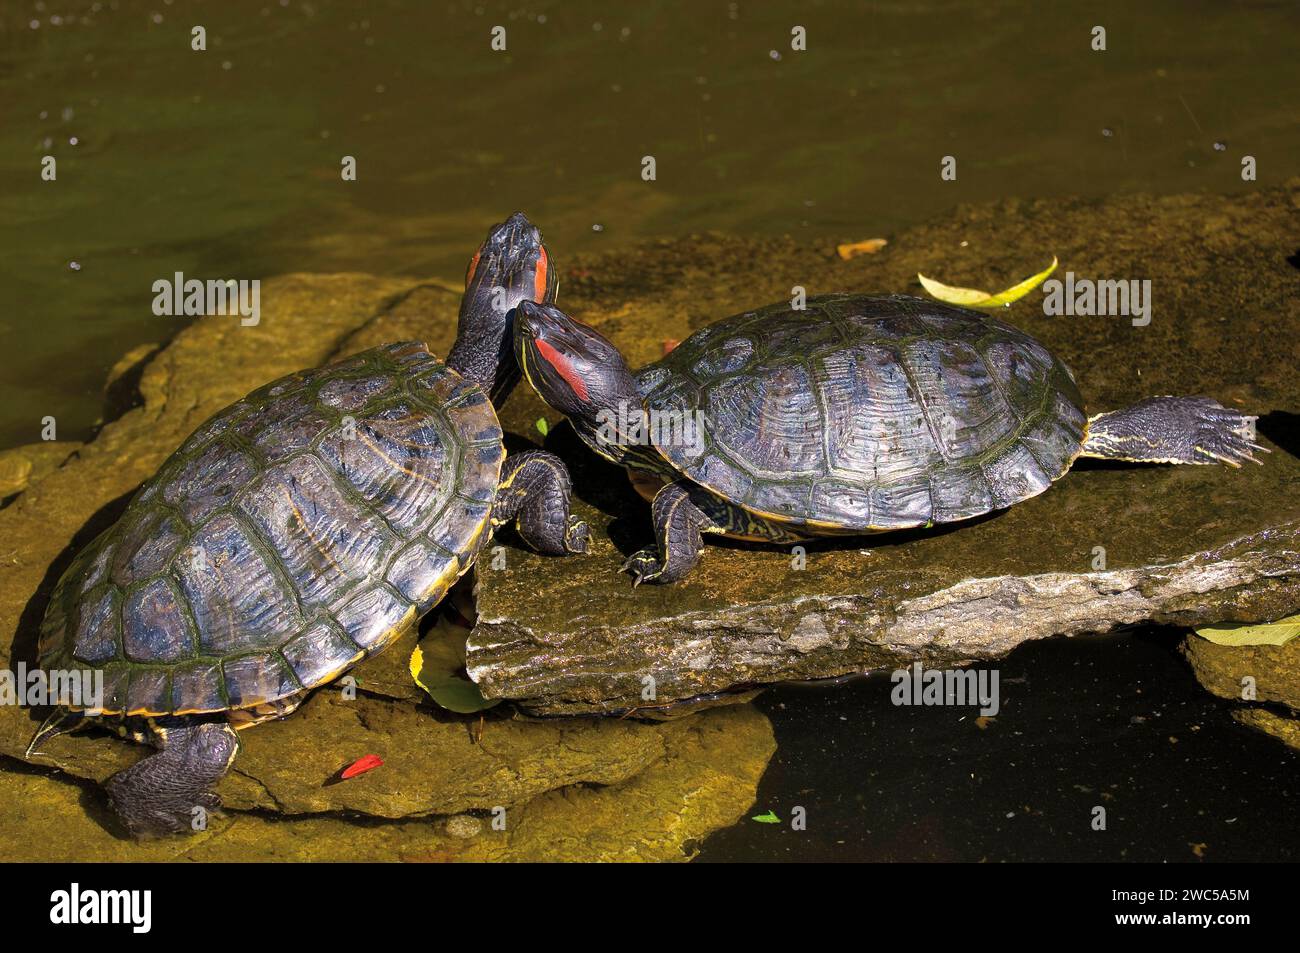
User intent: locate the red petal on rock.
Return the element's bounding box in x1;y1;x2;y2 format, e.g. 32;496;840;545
340;754;384;779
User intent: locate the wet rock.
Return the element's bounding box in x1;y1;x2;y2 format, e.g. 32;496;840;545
224;690;671;817
2;182;1297;829
1182;633;1300;712
0;704;773;861
102;342;162;420
1234;708;1300;751
1182;631;1300;750
0;442;78;500
466;181;1300;714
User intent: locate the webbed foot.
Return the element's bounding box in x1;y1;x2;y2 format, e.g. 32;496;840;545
620;547;665;587
105;720;237;838
564;515;591;554
1082;396;1268;466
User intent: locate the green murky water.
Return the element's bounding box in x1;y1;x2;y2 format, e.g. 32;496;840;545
3;0;1298;448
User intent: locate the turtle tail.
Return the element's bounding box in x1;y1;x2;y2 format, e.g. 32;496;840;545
26;706;88;759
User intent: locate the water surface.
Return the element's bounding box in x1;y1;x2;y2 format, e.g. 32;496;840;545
2;0;1297;446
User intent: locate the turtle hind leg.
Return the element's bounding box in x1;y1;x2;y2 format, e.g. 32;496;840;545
105;717;238;838
1081;396;1268;466
621;480;724;586
491;450;590;555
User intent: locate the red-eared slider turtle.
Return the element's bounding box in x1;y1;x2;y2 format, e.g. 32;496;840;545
513;293;1264;584
33;213;589;836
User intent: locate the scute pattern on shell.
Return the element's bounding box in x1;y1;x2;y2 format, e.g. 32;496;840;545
642;294;1087;530
37;342;503;716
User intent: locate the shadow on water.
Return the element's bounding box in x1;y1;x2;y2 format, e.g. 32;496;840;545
699;627;1300;862
1257;410;1300;460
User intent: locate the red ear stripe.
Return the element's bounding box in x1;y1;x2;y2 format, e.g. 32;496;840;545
535;338;590;402
533;246;549;302
465;249;482;289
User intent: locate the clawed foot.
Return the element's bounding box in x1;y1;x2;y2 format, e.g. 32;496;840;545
620;547;665;587
1185;399;1268;466
564;515;590;554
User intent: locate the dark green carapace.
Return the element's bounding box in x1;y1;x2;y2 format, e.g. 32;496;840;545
641;294;1088;531
33;213;589;837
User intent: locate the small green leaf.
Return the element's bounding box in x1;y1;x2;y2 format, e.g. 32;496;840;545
1194;614;1300;647
535;417;550;437
410;615;500;714
751;810;781;824
918;256;1058;308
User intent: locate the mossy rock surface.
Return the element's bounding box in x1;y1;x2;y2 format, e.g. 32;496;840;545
1182;631;1300;750
2;183;1298;846
0;442;78;500
1233;708;1300;752
1182;634;1300;712
0;705;773;861
466;182;1300;714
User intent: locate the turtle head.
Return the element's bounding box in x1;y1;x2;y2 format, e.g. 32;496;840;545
514;301;640;464
446;211;557;405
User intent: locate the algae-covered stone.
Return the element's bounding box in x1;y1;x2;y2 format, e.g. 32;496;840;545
1180;631;1300;743
1182;630;1300;750
1233;708;1300;751
1182;633;1300;712
0;704;773;862
0;442;77;500
465;181;1300;714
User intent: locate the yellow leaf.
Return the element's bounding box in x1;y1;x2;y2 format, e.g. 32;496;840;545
1194;614;1300;647
918;256;1058;308
409;643;427;686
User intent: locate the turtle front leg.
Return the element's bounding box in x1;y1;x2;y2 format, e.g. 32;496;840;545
105;718;238;838
1080;396;1267;466
491;450;589;555
622;479;723;586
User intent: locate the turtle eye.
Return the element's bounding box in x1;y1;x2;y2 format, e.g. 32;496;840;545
464;248;483;289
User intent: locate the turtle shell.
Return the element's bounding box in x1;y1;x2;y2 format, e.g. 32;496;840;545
639;294;1087;531
37;341;503;717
